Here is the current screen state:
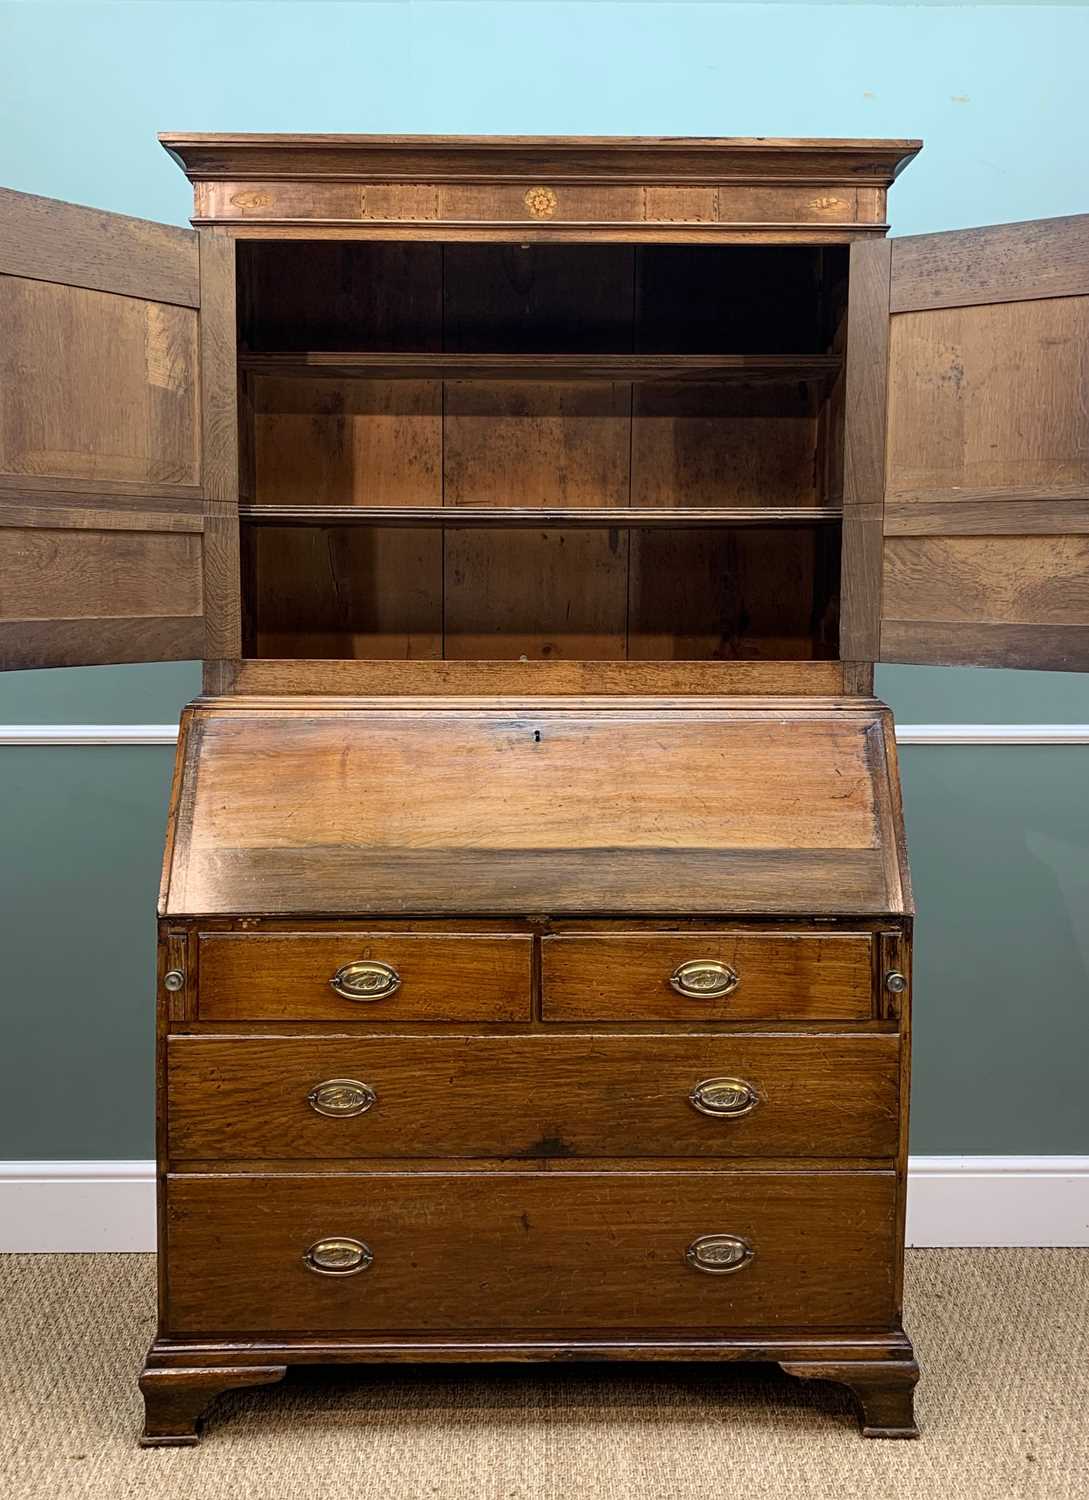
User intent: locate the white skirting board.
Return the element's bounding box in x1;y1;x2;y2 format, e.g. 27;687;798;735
1;1158;1087;1252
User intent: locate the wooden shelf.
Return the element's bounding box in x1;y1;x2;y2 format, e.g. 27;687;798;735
239;352;841;383
239;506;843;528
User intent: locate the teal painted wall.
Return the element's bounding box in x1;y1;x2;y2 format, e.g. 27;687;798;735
2;0;1088;1157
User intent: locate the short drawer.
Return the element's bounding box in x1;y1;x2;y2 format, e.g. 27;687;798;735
164;1169;898;1334
541;932;875;1022
167;1033;899;1161
197;933;532;1022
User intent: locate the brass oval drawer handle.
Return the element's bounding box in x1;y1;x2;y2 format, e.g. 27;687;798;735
307;1079;376;1118
670;959;740;1000
329;959;401;1001
689;1077;760;1119
686;1234;754;1275
303;1237;373;1276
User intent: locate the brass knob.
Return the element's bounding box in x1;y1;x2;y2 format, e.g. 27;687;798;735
330;959;401;1001
670;959;739;1000
307;1079;376;1118
885;971;908;994
163;970;185;992
303;1237;373;1276
686;1234;754;1275
689;1077;760;1119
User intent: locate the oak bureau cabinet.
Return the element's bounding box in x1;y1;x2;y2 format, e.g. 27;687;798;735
2;136;1087;1446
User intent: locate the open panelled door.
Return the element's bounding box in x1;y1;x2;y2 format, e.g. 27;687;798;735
0;187;216;668
880;213;1089;671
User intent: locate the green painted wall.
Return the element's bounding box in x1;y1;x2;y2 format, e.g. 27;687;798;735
2;0;1088;1157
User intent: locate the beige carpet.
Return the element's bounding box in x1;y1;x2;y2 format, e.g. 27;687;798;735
2;1250;1087;1500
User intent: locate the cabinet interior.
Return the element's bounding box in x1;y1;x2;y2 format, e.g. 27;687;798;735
235;242;849;663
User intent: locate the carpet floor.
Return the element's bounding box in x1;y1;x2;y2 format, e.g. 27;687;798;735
1;1250;1087;1499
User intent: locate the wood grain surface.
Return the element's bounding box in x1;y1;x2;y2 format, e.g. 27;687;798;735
540;932;875;1021
0;190;206;669
161;707;906;917
163;1169;899;1334
882;226;1089;671
167;1032;900;1161
197;932;532;1021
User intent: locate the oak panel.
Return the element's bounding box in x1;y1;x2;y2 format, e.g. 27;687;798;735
541;932;875;1021
171;845;894;918
883;489;1089;537
630;382;820;508
0;277;199;488
197;932;532;1021
224;658;849;696
167;1033;899;1160
882;276;1089;670
880;620;1089;673
0;529;202;621
186;714;879;851
164;1170;898;1333
161;708;905;917
0;615;204;670
443;382;631;507
882;537;1089;626
244;524;443;660
0;185;199;307
885;296;1089;500
443;527;629;660
890;213;1089;314
253;377;442;507
627;526;839;662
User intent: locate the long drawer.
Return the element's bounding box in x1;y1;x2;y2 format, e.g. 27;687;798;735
167;1033;899;1160
196;932;532;1022
164;1170;898;1334
541;932;876;1022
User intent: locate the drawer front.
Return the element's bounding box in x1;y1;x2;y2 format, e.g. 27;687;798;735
197;933;532;1022
542;933;875;1022
167;1033;899;1161
165;1170;897;1334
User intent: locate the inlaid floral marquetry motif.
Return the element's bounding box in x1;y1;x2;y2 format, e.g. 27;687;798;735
523;185;558;218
